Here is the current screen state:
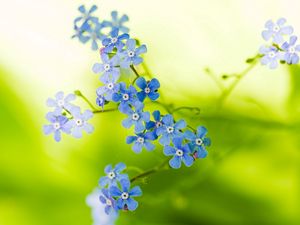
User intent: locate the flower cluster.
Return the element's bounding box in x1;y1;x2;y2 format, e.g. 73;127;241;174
43;92;94;142
72;5;129;50
260;18;300;69
98;163;142;214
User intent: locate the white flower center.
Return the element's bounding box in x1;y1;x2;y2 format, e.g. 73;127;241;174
176;149;184;157
107;82;114;90
57;100;64;107
111;37;118;44
53;122;60;130
108;171;116;179
106;199;112;206
76;119;83;126
137;137;144;143
121;192;129;200
268;51;276;58
128;51;135;57
289;46;296;54
156;121;162;128
144;87;151;94
167;126;174;133
195;138;203;146
104;64;111;71
132;113;140;121
273;25;280;32
122;93;129;101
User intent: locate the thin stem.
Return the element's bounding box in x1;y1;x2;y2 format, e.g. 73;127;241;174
130;65;140;78
74;90;97;111
204;67;225;91
92;108;118;114
130;158;169;183
217;56;259;109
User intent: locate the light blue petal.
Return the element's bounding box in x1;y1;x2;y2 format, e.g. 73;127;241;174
43;125;54;135
182;154;194;167
127;198;138;211
169;156;181;169
115;162;126;173
159;133;171;146
122;118;133;129
163;146;176;156
132;142;143;153
110;186;122;197
72;126;83;138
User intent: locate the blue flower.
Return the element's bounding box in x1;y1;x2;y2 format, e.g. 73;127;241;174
92;53;120;83
156;114;186;146
102;29;130;53
163;138;194;169
43;112;72;142
72;24;90;43
46;91;76;113
68;107;94;138
96;94;106;109
145;110;163;137
74;5;98;26
99;163;128;187
262;18;294;44
99;188;118;215
184;126;211;159
86;20;106;50
259;46;282;69
136;77;160;102
104;11;129;34
96;75;120;101
119;39;147;68
281;35;300;64
112;82;137;111
120;101;150;133
110;179;142;211
126;132;156;153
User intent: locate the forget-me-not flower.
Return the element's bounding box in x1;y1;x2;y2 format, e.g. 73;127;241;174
43;112;72;142
281;35;300;64
92;53;120;83
136;77;160;102
97;75;120;101
184;126;211;159
104;11;129;34
259;45;282;69
99;163;128;187
262;18;294;44
126;132;156;153
96;94;106;109
74;5;98;26
163;137;194;169
110;179;142;211
99;188;118;215
46;91;76;113
156;114;186;146
72;24;90;43
68;107;94;138
119;39;147;68
85;20;107;50
102;28;130;53
120;101;150;133
112;82;137;111
145;110;163;137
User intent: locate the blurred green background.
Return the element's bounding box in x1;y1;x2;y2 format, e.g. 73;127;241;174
0;0;300;224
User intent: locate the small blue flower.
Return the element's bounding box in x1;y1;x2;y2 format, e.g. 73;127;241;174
110;179;142;211
43;112;72;142
99;163;128;187
68;107;94;138
97;75;120;101
86;20;107;50
262;18;294;44
99;188;118;215
126;132;156;153
72;24;90;43
102;29;130;53
119;39;147;68
156;114;186;146
120;101;150;133
136;77;160;102
259;46;282;69
46;91;76;113
184;126;211;159
104;11;129;34
281;35;300;64
92;53;120;83
145;110;163;137
96;94;106;109
74;5;98;26
112;82;137;111
163;137;194;169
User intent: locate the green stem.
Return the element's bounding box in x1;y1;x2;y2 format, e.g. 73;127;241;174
217;56;259;109
74;90;97;111
130;158;169;183
92;108;118;114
